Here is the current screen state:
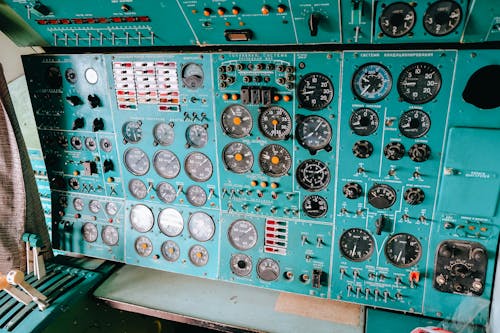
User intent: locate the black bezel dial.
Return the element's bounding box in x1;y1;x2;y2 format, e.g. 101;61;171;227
296;159;331;192
398;109;431;138
385;233;422;268
352;63;392;103
258;106;292;140
350;108;379;136
295;115;333;153
397;62;442;104
379;2;416;38
302;195;328;218
258;144;292;177
297;72;334;110
423;0;462;37
339;228;375;262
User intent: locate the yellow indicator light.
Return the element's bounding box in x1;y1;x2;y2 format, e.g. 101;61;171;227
235;153;243;161
271;156;280;164
271;119;278;125
233;117;242;125
196;252;203;258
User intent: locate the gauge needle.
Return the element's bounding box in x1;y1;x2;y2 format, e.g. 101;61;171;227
360;85;371;95
301;90;315;95
397;250;403;263
351;244;358;257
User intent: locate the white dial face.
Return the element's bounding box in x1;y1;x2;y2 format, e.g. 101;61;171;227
228;220;258;251
130;204;154;233
158;208;184;237
73;198;84;211
189;245;209;266
106;202;118;216
82;223;98;243
102;226;119;246
89;200;101;213
188;212;215;242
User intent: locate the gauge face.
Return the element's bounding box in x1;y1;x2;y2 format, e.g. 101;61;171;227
186;185;207;207
295;115;332;152
340;228;375;262
222;142;254;174
89;200;101;214
161;240;181;262
186;124;208;148
82;223;98;243
102;225;119;246
100;138;113;152
352;63;392;103
128;179;148;200
302;195;328;218
350;108;379;136
398;109;431;138
368;184;397;209
221;104;253;138
105;202;118;216
85;137;97;151
124;147;150;176
257;258;280;282
397;63;442;104
130;204;154;233
158;208;183;237
73;198;84;211
189;245;209;266
156;182;177;203
296;159;330;192
228;219;258;251
379;2;416;37
188;212;215;242
385;233;422;268
122;121;143;143
185;152;213;182
297;73;334;110
153;150;180;179
258;106;292;140
259;144;292;177
230;254;253;277
70;136;82;150
135;236;153;257
182;63;204;89
424;0;462;36
153;122;175;146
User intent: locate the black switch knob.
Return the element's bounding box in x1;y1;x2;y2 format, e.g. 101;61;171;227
93;118;104;132
308;13;320;36
343;182;363;199
88;94;101;108
66;95;83;106
103;159;114;173
384;142;405;160
375;216;385;235
408;143;431;162
471;248;486;262
72;117;85;130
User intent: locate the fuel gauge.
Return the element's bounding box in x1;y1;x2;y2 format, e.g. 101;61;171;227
135;236;153;257
189;245;209;266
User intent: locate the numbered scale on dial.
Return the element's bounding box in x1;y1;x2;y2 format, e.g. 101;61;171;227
385;233;422;268
397;63;442;104
221;104;253;138
339;228;375;262
222;142;254;173
258;144;292;177
258;106;292;140
297;73;334;110
423;1;462;36
295;115;333;154
352;63;392;103
379;2;416;37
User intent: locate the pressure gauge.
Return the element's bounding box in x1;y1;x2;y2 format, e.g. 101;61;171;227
424;1;462;36
186;185;207;207
73;198;84;211
89;200;101;214
228;219;258;251
156;182;177;203
153;150;180;179
102;225;119;246
397;63;442;104
161;240;181;262
70;136;82;150
230;254;253;277
189;245;209;266
122;120;143;143
135;236;153;257
100;138;113;152
368;184;397;209
185;152;213;182
379;2;416;37
124;147;150;176
296;159;331;192
258;106;292;140
105;202;118;216
398;109;431;138
153;122;175;146
297;73;334;110
182;63;204;89
295;115;332;153
186;124;208;148
82;223;98;243
257;258;280;282
349;108;379;136
158;208;184;237
258;144;292;177
221;104;253;138
352;63;392;103
222;142;254;174
85;137;97;151
188;212;215;242
130;204;154;233
128;179;148;200
385;233;422;268
339;228;375;262
302;195;328;218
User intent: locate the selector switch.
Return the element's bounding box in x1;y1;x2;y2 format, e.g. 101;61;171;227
343;182;363;199
308;13;320;36
88;94;101;108
404;187;425;205
384;142;405;160
408;143;431;162
72;117;85;130
92;118;104;132
66;95;83;106
353;140;373;158
103;159;114;173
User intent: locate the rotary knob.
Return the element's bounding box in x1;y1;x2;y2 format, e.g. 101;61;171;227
403;187;425;205
438;243;452;258
408;143;431;162
343;182;363;199
471;248;486;262
88;94;101;108
384;142;405;161
353;140;373;158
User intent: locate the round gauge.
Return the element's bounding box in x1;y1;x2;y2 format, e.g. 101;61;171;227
222;142;254;174
258;106;292;140
100;138;113;152
101;225;119;246
398;109;431;138
189;245;209;266
124;147;150;176
343;182;363;199
385;233;422;268
397;63;442;104
384;142;406;161
186;185;207;207
153;150;180;179
73;197;84;211
228;219;258;251
404;187;425;205
158;208;184;237
156;182;177;203
352;63;392;103
349;108;379;136
379;2;416;37
105;202;118;216
161;240;181;262
128;179;148;200
302;195;328;218
295;115;332;153
368;184;397;209
89;200;101;214
70;136;83;150
122;121;143;143
182;63;204;89
135;236;153;257
424;0;462;36
153;122;175;146
85;68;99;84
297;73;334;110
230;254;253;277
85;137;97;151
259;144;292;177
221;104;253;138
257;258;280;282
188;212;215;242
186;124;208;148
185;152;213;182
353;140;374;158
129;204;154;233
339;228;375;262
296;159;330;192
65;68;77;84
82;223;98;243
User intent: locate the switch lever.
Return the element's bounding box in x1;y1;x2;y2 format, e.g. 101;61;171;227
308;13;320;36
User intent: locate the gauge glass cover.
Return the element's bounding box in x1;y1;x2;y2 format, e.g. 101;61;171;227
158;208;184;237
228;219;258;250
297;73;334;110
130;204;154;233
188;212;215;242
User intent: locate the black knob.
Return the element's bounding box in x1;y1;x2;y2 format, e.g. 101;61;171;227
92;118;104;132
439;243;452;258
343;182;363;199
88;94;101;108
471;247;486;262
103;159;114;173
72;117;85;130
408;143;431;162
353;140;373;158
308;13;320;36
404;187;425;205
375;216;385;235
66;95;83;106
384;142;405;160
